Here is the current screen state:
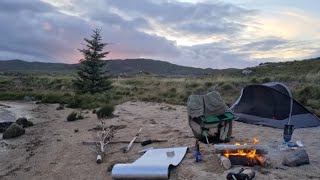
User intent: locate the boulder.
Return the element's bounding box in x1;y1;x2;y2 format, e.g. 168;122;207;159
3;123;25;139
282;149;310;167
16;117;33;128
23;96;34;102
56;104;65;110
0;122;14;133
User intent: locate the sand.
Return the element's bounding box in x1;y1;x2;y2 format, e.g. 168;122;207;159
0;101;320;180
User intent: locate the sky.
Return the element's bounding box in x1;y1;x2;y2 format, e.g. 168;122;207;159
0;0;319;69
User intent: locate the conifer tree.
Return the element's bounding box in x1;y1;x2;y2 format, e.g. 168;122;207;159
74;29;111;94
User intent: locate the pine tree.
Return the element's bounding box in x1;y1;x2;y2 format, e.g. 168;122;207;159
74;29;111;94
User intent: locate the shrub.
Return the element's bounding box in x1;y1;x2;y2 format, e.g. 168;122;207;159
204;81;213;87
67;111;83;121
97;104;115;119
221;83;234;91
261;77;271;83
250;77;260;84
42;93;71;104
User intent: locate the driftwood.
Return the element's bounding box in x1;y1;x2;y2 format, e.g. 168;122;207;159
89;127;117;164
83;139;167;145
217;155;231;169
213;144;268;154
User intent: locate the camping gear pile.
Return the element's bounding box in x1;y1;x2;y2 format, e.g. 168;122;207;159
187;90;235;143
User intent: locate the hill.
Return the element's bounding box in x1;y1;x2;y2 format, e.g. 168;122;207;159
248;57;320;76
0;59;220;76
0;57;319;76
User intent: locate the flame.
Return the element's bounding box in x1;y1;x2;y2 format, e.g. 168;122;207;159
253;137;260;145
224;138;262;161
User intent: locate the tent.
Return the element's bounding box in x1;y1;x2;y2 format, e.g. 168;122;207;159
231;82;320;128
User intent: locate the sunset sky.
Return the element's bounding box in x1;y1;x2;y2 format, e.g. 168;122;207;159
0;0;319;68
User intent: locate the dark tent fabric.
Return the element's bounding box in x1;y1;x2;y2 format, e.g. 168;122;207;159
231;82;320;128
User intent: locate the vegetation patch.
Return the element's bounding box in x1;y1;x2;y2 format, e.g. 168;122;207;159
97;104;115;119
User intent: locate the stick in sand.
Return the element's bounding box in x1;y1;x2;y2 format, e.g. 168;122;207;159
123;128;142;153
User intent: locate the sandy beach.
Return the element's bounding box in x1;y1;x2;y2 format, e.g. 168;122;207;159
0;101;320;180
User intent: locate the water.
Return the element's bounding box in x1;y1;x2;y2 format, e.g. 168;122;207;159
0;106;16;122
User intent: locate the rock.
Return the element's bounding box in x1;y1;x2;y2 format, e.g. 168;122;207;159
3;123;25;139
23;96;35;102
282;149;310;167
242;69;252;75
0;122;14;133
56;104;65;110
16;117;33;128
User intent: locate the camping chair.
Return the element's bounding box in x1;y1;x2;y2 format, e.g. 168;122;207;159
188;91;235;144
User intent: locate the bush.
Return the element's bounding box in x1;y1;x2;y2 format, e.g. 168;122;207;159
67;111;83;121
261;77;271;83
42;93;72;104
221;83;234;91
97;104;115;119
204;81;213;87
250;77;260;84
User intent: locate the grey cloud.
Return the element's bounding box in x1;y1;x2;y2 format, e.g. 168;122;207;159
0;0;53;13
241;38;288;51
171;43;261;69
1;0;305;69
105;0;255;36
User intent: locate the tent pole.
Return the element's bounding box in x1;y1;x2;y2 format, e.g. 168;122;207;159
288;95;293;125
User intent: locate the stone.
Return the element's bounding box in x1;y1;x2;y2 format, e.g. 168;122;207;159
16;117;33;128
282;149;310;167
23;96;35;101
0;122;13;133
56;104;65;110
2;123;25;139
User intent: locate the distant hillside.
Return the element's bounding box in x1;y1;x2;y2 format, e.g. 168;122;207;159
0;59;220;76
0;59;77;72
248;57;320;76
0;57;319;76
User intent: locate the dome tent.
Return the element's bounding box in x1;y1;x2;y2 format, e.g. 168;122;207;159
231;82;320;128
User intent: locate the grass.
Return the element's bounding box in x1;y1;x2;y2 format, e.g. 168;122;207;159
0;67;320;114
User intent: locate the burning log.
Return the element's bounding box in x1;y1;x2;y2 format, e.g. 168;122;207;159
214;138;269;167
228;155;258;166
213;144;268;154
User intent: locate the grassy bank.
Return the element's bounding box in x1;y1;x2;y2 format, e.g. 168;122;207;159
0;72;320;115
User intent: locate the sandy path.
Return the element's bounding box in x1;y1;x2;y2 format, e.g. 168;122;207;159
0;101;320;180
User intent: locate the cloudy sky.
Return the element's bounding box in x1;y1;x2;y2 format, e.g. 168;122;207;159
0;0;319;69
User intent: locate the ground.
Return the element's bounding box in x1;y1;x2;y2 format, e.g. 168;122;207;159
0;101;320;180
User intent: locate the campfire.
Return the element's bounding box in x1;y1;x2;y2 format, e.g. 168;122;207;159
214;138;268;169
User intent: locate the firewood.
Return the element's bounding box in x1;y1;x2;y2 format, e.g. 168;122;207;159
213;144;268;154
217;154;231;169
228;155;257;166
